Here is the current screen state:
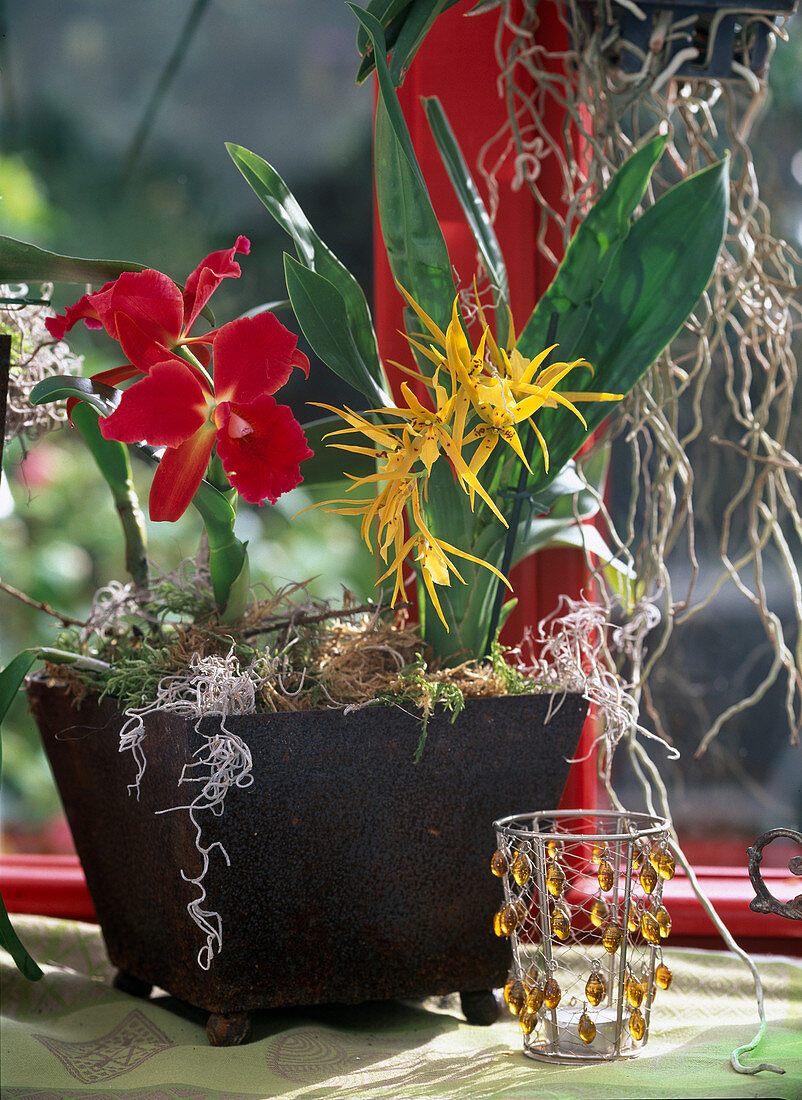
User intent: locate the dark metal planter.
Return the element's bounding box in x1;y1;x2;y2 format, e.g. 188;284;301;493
27;678;586;1044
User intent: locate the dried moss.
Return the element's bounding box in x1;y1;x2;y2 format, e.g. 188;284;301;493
41;581;550;728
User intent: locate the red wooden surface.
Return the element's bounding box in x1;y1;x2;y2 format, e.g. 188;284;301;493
0;854;95;922
2;853;799;954
372;0;594;811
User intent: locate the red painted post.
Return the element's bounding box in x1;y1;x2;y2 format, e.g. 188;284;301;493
372;1;595;809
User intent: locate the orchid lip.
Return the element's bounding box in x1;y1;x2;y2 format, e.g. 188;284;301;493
226;410;254;439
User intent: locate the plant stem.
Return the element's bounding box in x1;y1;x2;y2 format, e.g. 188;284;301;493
0;580;86;627
70;402;149;590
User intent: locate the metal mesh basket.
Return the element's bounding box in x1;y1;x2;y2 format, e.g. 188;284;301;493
491;810;675;1062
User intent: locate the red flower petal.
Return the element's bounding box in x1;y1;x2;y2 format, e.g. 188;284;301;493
212;312;309;404
181;235;251;335
148;427;216;522
114;311;185;372
46;268;184;348
92;364;143;386
99;360;210;448
45;282;116;340
108;270;184;346
214;395;312;505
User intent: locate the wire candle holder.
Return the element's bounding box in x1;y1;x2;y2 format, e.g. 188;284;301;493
492;810;674;1063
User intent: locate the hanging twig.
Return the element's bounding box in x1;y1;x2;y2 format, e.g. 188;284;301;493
241;599;407;638
0;579;87;628
121;0;212;178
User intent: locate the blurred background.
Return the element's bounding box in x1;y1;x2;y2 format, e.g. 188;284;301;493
0;1;800;856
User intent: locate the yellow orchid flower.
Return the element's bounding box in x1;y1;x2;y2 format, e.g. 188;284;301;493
312;282;625;637
377;520;512;632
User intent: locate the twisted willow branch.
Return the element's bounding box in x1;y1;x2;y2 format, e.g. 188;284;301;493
482;0;801;756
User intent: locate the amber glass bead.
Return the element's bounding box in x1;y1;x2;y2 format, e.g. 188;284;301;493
639;862;658;894
511;849;531;887
504;978;526;1015
546;837;563;857
631;845;644;872
601;922;623;954
654;904;672;939
490;848;509;878
519;1007;539;1035
526;984;544;1013
591;842;605;864
651;845;676;880
640;909;661;945
524;962;540;990
627;904;640;934
542;976;562;1009
546;861;566;897
590;894;609;928
578;1010;597;1044
655;962;673;990
497;903;519;937
597;857;615;892
626;973;644;1008
628;1007;646;1041
585;971;606;1007
551;905;571;942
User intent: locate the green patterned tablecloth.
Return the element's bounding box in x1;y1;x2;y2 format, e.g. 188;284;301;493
1;916;800;1099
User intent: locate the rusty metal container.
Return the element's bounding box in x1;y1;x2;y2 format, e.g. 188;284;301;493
27;678;586;1042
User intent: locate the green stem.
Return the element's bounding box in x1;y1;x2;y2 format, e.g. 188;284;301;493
189;477;249;622
69;403;149;590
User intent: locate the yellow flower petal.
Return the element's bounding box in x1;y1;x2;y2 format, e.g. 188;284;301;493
395;282;447;347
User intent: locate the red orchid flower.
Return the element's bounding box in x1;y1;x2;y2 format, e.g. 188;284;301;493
47;238;313;522
99;311;313;522
45;236;252;372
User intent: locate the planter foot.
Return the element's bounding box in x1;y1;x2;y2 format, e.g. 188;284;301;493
460;989;499;1026
206;1011;252;1046
112;969;153;1000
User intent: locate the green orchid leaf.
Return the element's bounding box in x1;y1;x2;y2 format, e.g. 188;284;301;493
236;299;290;320
539;458;588;502
0;235;144;286
29;374;121;418
0;651;36;733
422;95;510;345
356;0;463;84
525;154;730;501
356;0;414;83
184;479;235;531
227;143;384;400
69;403;149;590
219;543;251;625
483;481;600;568
0;889;43;982
0;236;215;324
197;507;247;615
284;256;391;407
518;134;667;356
387;0;453;85
351;4;455;337
0;651;44;981
549;522;634;577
